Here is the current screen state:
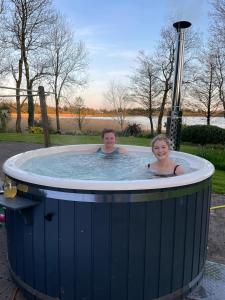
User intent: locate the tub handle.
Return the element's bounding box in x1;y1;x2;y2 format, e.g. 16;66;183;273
45;213;55;221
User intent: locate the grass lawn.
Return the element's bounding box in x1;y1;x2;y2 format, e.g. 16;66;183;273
0;132;224;194
0;132;151;145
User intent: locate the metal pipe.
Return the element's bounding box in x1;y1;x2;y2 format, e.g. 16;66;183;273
171;21;191;110
168;20;191;151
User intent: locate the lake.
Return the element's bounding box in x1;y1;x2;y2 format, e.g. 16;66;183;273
77;116;225;130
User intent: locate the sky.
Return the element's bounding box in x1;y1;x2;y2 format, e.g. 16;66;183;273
52;0;211;109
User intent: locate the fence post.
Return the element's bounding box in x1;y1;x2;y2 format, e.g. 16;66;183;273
38;86;51;147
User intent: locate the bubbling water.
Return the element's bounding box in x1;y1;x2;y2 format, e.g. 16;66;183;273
20;151;189;181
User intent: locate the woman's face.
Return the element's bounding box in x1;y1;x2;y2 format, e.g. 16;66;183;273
103;132;116;149
152;140;169;161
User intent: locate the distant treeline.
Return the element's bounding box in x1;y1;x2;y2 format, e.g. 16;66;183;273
2;102;224;117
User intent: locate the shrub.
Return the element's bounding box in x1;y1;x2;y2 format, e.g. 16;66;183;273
29;126;43;134
123;123;142;137
0;103;11;132
33;118;53;132
181;125;225;145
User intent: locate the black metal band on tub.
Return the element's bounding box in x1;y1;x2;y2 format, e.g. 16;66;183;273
154;269;204;300
8;263;60;300
8;259;203;300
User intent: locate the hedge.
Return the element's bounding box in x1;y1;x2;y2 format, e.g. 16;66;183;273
181;125;225;145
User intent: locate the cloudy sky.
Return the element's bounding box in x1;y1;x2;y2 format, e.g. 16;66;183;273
52;0;210;108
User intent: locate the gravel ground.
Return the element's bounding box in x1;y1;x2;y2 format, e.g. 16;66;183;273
208;193;225;264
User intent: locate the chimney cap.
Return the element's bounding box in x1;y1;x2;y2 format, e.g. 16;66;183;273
173;21;192;31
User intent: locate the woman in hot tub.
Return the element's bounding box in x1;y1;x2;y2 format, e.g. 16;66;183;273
148;134;185;176
96;128;127;155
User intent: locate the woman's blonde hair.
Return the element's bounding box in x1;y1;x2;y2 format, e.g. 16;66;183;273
151;134;171;149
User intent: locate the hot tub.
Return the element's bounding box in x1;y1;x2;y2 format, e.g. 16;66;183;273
2;145;214;300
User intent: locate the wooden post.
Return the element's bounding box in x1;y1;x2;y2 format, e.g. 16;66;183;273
38;86;51;147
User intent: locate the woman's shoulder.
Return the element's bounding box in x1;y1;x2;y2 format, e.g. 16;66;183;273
173;164;185;175
118;146;128;154
96;146;127;155
96;146;102;153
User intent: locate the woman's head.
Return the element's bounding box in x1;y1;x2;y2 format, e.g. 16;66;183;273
151;134;171;159
101;128;116;139
151;134;171;149
101;128;116;149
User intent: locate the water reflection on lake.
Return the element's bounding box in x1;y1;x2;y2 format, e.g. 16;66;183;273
68;116;225;130
126;116;225;130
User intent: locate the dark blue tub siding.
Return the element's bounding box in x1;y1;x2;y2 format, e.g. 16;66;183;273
6;182;211;300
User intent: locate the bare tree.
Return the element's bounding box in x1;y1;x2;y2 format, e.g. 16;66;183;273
210;0;225;117
46;13;88;133
130;51;160;135
67;96;86;132
191;48;219;125
0;0;4;13
0;47;10;76
215;52;225;117
10;51;50;131
2;0;55;128
10;56;23;132
104;81;131;131
152;25;176;133
0;9;24;132
0;29;23;133
210;0;225;43
152;23;199;133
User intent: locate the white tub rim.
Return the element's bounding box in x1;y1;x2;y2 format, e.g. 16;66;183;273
3;144;215;191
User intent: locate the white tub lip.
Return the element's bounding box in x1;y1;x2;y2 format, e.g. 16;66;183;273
3;144;215;191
